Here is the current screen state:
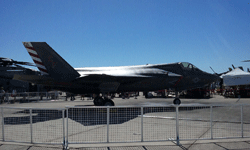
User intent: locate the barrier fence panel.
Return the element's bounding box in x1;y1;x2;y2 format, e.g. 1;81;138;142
67;107;108;144
243;105;250;138
212;105;242;139
0;107;65;145
178;106;211;140
26;92;40;102
0;104;250;146
109;107;141;142
1;107;31;143
4;92;45;104
3;92;67;104
31;108;65;144
143;106;176;142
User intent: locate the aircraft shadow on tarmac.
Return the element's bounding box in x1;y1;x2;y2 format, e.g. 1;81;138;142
3;106;211;126
3;109;64;125
63;107;178;126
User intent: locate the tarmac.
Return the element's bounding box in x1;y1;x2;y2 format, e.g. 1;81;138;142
0;93;250;150
0;137;249;149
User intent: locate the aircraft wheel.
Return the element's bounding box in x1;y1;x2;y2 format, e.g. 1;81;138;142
104;99;115;106
94;97;104;106
173;98;181;105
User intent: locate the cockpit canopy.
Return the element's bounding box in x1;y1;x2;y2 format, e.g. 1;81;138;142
179;62;201;71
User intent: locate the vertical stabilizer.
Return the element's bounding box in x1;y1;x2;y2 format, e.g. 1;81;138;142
23;42;80;81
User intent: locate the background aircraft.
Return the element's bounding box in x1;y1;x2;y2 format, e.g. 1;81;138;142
14;42;220;106
242;61;250;73
0;57;41;92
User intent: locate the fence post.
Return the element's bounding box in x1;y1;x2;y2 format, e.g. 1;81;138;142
66;108;68;148
30;108;33;143
241;105;243;138
107;107;110;143
141;107;143;142
1;107;4;141
176;106;180;146
210;106;213;139
62;109;65;147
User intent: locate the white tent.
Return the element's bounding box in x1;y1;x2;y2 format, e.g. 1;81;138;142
223;68;250;86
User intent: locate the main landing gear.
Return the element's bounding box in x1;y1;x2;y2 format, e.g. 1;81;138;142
93;96;115;106
173;91;181;105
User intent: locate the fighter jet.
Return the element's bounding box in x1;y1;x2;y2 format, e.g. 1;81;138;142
14;42;220;106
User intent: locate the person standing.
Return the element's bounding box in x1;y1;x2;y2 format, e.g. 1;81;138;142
0;87;5;104
12;89;17;103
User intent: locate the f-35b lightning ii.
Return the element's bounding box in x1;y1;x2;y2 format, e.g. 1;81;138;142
14;42;220;106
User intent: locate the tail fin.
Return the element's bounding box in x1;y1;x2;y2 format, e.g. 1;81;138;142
23;42;80;81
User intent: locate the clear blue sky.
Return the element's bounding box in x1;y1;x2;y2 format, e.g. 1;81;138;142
1;0;249;73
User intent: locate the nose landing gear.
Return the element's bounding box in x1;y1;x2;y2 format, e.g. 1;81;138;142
173;98;181;105
173;91;181;105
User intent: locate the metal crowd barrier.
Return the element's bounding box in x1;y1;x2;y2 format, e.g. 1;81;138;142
0;107;65;145
0;92;64;104
0;104;249;149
